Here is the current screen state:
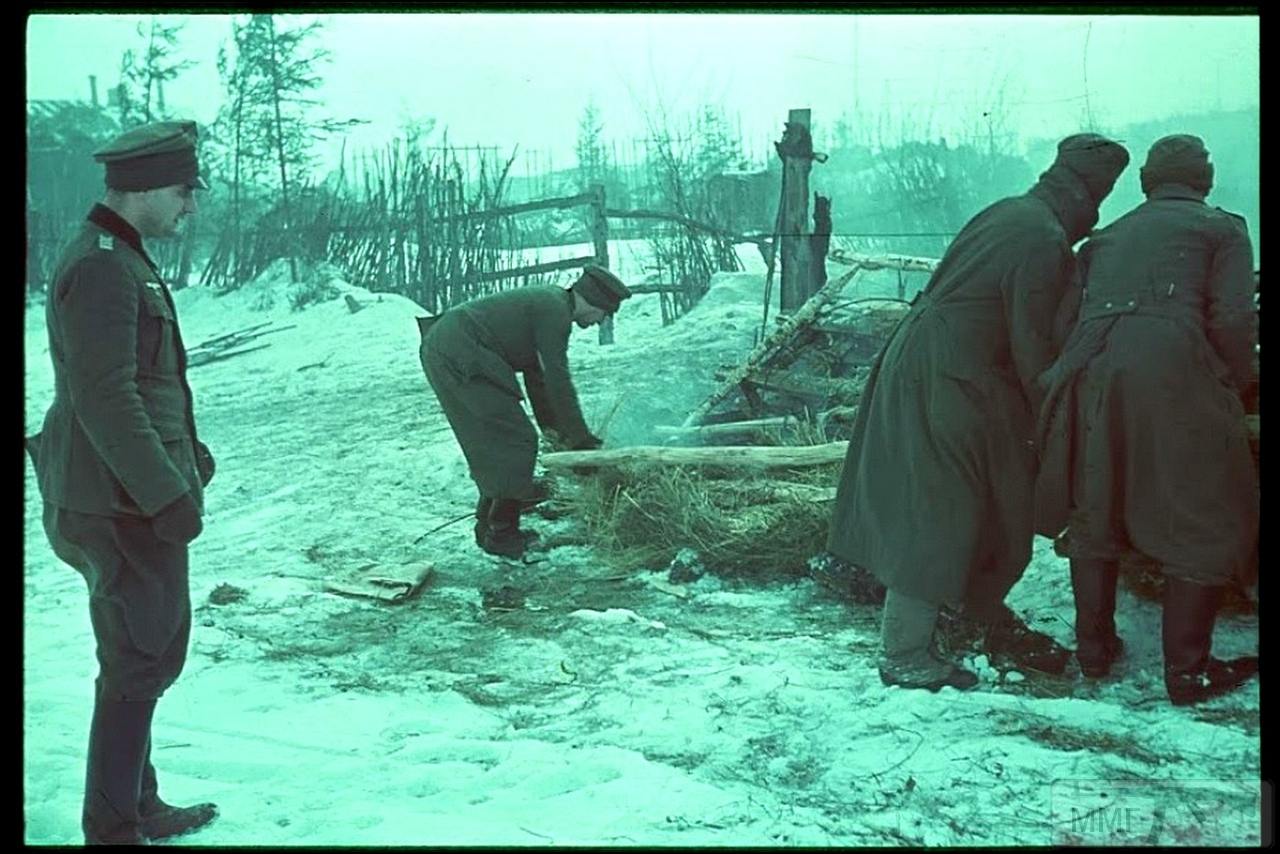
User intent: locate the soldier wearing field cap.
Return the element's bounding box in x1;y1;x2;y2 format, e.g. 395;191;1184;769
419;265;632;559
25;121;218;843
1036;134;1259;705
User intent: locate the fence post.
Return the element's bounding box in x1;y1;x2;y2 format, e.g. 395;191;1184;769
777;108;814;313
589;183;615;345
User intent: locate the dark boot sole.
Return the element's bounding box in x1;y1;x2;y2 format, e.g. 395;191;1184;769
879;669;980;692
140;803;218;841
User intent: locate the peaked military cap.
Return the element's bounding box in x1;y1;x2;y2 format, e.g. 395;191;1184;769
574;264;633;314
94;120;207;192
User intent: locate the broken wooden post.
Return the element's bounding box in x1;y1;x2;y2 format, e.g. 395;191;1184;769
777;109;814;314
589;183;615;345
811;193;832;294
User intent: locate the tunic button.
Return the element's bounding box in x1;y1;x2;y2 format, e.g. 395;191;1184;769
1104;301;1113;308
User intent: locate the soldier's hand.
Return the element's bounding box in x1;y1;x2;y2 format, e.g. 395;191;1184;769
196;441;216;487
152;493;203;545
540;429;572;454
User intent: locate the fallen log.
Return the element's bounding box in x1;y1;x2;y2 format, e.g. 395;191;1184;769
655;415;800;440
541;442;849;472
655;406;858;441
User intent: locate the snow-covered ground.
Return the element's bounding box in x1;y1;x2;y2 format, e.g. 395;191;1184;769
24;243;1260;846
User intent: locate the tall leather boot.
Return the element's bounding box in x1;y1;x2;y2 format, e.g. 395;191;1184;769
82;696;156;845
138;738;218;841
474;496;494;547
1070;558;1124;677
480;498;529;559
1162;575;1259;706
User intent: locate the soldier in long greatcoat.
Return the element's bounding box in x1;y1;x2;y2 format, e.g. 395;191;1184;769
828;134;1130;691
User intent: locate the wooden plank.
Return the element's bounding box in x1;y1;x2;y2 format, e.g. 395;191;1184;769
430;191;594;225
655;406;858;441
827;248;940;273
627;284;686;294
541;441;849;472
602;207;769;247
654;415;801;440
745;373;853;402
433;255;597;289
189;321;277;350
188;342;274;368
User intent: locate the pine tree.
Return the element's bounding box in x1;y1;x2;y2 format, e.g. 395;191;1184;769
209;14;363;286
575;98;606;191
113;18;194;129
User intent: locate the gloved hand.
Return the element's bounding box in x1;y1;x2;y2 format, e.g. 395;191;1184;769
196;441;216;487
540;429;569;454
152;492;203;545
572;433;604;451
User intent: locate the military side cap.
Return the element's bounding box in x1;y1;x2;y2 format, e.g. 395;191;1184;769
1140;134;1213;196
574;264;632;314
1053;133;1130;203
94;120;207;192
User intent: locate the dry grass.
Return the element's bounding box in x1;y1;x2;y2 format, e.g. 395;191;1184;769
556;462;842;578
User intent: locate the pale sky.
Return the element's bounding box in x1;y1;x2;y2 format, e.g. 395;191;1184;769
26;11;1259;174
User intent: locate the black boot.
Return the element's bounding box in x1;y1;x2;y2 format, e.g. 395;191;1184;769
878;657;980;692
1162;576;1259;706
83;696;156;845
981;604;1072;675
137;740;218;841
480;499;532;559
1070;558;1124;677
474;496;494;547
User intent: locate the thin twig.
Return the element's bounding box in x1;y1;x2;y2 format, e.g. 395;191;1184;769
412;511;475;544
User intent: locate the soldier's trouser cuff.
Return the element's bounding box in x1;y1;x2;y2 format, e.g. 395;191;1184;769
881;588;941;663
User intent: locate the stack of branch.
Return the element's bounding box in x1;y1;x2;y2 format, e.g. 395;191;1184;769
187;321;296;368
541;254;940;577
675;254;930;442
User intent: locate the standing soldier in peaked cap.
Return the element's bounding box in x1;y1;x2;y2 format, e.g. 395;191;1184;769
827;133;1131;692
25;120;219;844
419;265;631;559
1036;134;1259;705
